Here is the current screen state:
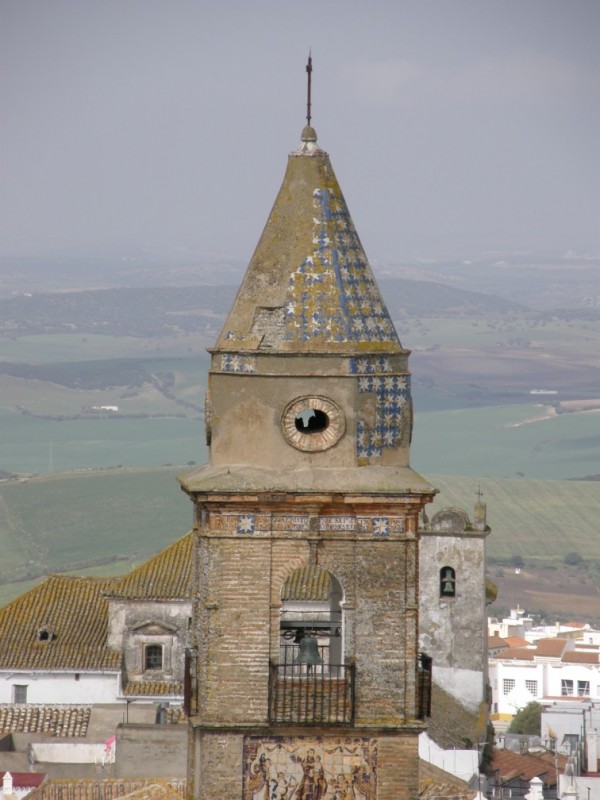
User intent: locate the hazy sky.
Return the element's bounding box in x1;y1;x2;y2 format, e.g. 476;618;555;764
1;0;599;264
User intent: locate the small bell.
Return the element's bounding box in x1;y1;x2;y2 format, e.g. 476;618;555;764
294;633;323;666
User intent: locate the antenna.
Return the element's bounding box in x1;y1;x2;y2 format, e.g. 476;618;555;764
306;51;312;126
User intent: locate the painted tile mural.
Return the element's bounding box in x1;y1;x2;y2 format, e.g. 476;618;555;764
243;735;377;800
284;188;398;346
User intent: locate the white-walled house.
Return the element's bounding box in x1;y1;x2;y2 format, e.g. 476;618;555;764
0;534;192;706
490;637;600;728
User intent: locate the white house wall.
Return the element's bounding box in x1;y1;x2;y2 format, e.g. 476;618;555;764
0;671;120;705
490;658;600;717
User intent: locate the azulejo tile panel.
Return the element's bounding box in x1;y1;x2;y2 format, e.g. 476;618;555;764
356;375;411;461
208;513;404;536
243;735;378;800
284;187;399;345
220;354;257;373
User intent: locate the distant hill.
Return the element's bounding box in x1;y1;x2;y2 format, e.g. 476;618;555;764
0;466;599;605
0;281;527;340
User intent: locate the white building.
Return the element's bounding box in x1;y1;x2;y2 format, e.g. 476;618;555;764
490;637;600;729
0;534;192;706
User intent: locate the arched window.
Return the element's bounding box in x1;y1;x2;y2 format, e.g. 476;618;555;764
440;566;456;598
144;644;163;671
279;565;343;669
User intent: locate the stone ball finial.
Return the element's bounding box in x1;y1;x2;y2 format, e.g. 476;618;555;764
301;125;318;143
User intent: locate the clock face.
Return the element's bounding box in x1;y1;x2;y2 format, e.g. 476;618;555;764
281;395;345;452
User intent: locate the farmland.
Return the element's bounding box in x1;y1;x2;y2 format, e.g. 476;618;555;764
0;255;598;617
0;467;599;612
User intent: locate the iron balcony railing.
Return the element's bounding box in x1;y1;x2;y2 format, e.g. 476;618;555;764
269;644;355;725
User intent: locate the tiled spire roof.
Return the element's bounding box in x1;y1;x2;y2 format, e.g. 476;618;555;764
215;126;403;355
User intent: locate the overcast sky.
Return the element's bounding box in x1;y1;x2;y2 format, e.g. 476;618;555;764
1;0;599;265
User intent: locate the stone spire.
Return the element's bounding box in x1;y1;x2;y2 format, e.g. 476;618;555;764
214;125;404;355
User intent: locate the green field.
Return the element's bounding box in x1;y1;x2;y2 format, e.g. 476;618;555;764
412;404;600;480
0;466;598;605
0;467;192;603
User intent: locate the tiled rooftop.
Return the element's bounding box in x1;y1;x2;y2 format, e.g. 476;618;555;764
419;759;473;800
427;682;486;750
492;749;567;786
534;638;569;657
0;705;90;737
503;636;529;648
496;649;535;661
108;533;193;600
562;650;599;664
122;680;184;698
25;779;186;800
0;533;194;674
0;576;120;671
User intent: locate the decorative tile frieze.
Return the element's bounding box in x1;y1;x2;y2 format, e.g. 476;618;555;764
208;513;404;536
220;354;257;373
349;356;394;374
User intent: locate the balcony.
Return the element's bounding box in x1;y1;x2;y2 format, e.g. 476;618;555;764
269;644;355;725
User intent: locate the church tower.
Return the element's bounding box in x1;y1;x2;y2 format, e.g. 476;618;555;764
180;67;436;800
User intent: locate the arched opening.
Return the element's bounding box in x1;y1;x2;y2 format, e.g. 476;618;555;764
279;565;343;670
440;566;456;598
271;565;354;724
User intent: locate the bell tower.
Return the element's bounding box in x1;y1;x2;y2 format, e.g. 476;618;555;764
180;63;436;800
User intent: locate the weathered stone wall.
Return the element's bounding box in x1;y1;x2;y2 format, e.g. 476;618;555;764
419;528;487;712
115;723;188;778
192;500;423;727
108;599;191;687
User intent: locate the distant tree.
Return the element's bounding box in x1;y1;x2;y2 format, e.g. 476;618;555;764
510;555;525;569
563;551;583;566
508;702;542;735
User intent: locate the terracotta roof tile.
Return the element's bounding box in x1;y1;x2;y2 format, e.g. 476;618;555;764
562;651;599;664
427;682;486;750
495;649;535;661
0;772;46;788
492;749;567;786
108;533;193;600
0;705;90;736
534;638;569;657
122;680;183;698
504;636;529;648
0;576;120;671
419;759;473;800
25;779;186;800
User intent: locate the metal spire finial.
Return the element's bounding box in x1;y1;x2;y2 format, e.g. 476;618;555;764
306;51;313;126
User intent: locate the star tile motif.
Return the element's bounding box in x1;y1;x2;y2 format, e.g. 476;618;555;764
283;188;400;345
221;355;257;373
372;517;389;537
237;515;255;535
356;375;411;462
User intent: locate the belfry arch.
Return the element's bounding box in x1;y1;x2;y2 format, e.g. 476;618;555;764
279;564;344;668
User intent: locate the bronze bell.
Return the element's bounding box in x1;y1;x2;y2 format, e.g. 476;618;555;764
294;633;323;665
